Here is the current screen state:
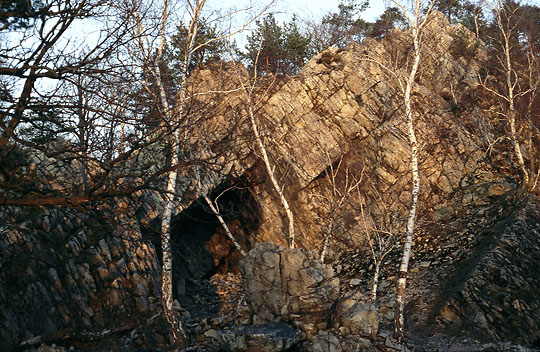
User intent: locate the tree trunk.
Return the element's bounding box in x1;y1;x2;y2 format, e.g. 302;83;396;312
499;1;529;189
247;97;296;248
320;210;337;262
394;22;421;343
371;261;381;302
202;193;247;256
156;52;188;351
160;170;187;347
505;49;529;188
154;1;206;345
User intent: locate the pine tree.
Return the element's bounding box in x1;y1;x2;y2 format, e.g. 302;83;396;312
321;0;371;47
241;14;284;75
283;15;314;75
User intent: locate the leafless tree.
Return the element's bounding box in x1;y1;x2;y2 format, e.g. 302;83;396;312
359;0;434;341
357;186;399;302
227;35;297;248
120;0;276;344
478;0;540;191
0;0;180;206
118;0;194;344
313;151;365;262
389;0;434;342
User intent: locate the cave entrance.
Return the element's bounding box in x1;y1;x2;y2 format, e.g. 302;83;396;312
169;179;260;317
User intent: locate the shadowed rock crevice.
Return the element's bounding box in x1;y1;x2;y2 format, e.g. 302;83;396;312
163;179;261;318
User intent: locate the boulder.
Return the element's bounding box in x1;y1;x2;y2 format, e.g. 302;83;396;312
218;322;301;352
333;294;379;339
240;242;339;336
309;331;343;352
336;303;379;339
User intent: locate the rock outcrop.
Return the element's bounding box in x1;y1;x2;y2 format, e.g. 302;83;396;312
435;196;540;347
239;242;383;351
184;12;506;252
0;201;160;351
239;242;339;337
2;10;540;352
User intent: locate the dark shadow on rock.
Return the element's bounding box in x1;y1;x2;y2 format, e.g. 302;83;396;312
141;178;262;319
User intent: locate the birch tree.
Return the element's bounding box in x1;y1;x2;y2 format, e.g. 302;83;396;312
237;62;297;248
478;0;540;190
357;189;399;302
247;83;297;248
387;0;435;342
125;0;273;343
122;0;209;345
194;164;247;256
157;0;195;345
316;153;364;262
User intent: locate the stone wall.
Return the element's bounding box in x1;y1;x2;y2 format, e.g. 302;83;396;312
0;203;160;350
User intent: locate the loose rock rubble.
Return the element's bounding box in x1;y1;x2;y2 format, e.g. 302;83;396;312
218;322;301;351
436;196;540;347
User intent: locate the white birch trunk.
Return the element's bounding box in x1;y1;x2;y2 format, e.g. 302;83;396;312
201;192;247;256
320;220;334;262
160;159;187;346
502;22;529;187
371;261;381;302
155;0;206;346
247;99;296;248
155;24;188;352
191;142;246;256
394;14;422;344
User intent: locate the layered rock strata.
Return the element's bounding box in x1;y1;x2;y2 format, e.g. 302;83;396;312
436;197;540;347
0;203;160;351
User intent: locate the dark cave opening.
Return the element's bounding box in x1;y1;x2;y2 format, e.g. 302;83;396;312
171;179;260;279
143;178;261;317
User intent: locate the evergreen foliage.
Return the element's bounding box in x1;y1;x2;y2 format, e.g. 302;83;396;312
368;7;405;39
320;0;371;47
239;14;313;75
167;18;228;76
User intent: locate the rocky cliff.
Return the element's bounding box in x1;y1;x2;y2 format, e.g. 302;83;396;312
182;12;507;252
1;12;539;352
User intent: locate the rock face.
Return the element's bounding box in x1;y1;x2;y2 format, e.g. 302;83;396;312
0;201;160;351
239;242;339;336
2;11;540;352
435;196;540;346
185;12;505;253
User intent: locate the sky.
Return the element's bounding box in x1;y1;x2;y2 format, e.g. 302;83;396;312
200;0;388;47
272;0;387;22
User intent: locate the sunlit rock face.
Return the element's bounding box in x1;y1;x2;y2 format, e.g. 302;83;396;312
185;12;507;251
